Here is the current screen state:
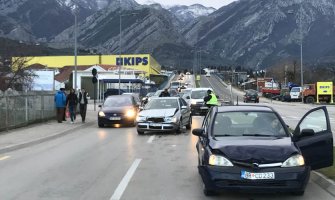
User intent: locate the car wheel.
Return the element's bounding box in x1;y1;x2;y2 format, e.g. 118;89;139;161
292;190;305;196
176;119;183;134
305;96;315;104
98;123;104;128
137;130;144;135
186;117;192;130
203;184;216;196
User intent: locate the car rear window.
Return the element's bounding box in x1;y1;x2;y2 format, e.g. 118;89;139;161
213;111;287;137
191;90;207;99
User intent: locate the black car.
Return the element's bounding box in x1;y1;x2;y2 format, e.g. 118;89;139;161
98;95;139;127
243;89;259;103
192;105;333;196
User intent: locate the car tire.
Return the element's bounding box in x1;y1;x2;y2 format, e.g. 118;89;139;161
292;190;305;196
186;117;192;130
98;123;104;128
203;184;216;196
305;96;315;104
137;130;144;135
176;120;183;134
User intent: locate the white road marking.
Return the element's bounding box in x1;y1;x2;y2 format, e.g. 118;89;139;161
110;159;142;200
147;136;155;144
0;156;10;161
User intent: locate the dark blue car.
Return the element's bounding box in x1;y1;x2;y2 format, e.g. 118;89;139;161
193;105;333;196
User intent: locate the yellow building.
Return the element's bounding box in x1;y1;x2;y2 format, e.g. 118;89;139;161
15;54;161;76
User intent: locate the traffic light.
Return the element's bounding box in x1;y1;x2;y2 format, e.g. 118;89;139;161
92;68;97;84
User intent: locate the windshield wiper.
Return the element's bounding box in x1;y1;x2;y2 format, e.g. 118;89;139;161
242;134;274;137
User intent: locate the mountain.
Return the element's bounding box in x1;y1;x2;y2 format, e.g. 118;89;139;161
183;0;335;68
0;0;123;42
168;4;216;25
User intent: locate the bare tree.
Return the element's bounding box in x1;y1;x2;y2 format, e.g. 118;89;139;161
0;57;36;91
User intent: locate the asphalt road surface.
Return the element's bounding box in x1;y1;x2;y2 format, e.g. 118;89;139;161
0;75;334;200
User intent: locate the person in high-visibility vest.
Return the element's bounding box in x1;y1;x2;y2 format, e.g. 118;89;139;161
204;89;219;108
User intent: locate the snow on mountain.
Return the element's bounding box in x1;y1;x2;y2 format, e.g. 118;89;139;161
168;4;216;24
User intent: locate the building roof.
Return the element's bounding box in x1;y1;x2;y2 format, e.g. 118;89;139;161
55;65;91;83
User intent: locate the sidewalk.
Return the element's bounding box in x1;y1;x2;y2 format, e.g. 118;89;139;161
0;104;98;154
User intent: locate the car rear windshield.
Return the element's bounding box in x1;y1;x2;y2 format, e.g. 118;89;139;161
291;87;301;92
191;90;207;99
104;97;132;107
145;99;178;109
213;111;287;137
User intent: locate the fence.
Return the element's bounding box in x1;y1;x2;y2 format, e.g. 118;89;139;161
0;91;56;131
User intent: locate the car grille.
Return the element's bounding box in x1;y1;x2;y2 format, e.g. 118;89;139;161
221;180;287;187
147;117;165;123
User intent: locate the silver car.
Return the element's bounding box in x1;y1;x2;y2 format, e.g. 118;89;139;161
136;97;191;135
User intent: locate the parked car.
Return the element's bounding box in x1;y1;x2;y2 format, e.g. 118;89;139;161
189;88;212;116
136;97;191;135
98;95;139;127
243;89;259;103
192;105;333;196
290;87;302;101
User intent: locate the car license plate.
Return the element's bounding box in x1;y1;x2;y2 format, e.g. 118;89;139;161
200;107;208;110
241;171;275;180
110;117;121;120
151;123;161;126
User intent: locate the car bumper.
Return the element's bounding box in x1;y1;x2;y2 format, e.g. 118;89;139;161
199;165;310;193
136;122;178;133
190;105;208;115
98;116;135;125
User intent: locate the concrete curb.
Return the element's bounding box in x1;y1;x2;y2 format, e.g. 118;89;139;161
311;171;335;197
0;121;95;154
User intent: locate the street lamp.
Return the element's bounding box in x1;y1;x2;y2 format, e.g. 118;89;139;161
73;4;78;91
118;0;139;94
299;1;303;87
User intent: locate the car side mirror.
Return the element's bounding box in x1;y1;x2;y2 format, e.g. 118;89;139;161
192;128;205;137
186;96;190;99
98;105;102;108
300;129;315;137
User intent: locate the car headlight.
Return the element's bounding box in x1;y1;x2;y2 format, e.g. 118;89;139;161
165;116;177;123
209;155;234;166
136;116;146;122
98;111;105;117
191;99;197;105
281;154;305;167
125;109;136;118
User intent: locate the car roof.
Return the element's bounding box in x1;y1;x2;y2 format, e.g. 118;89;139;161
217;105;274;113
150;97;180;100
191;88;211;91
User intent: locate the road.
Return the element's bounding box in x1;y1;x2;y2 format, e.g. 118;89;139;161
0;75;333;200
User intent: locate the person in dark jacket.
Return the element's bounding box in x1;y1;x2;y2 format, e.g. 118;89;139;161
204;89;219;108
54;88;67;123
78;88;88;123
159;88;171;97
66;89;78;123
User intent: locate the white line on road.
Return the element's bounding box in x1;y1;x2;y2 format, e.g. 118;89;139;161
0;156;10;161
110;159;142;200
147;136;155;143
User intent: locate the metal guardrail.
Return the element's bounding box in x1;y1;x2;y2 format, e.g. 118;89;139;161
0;91;56;131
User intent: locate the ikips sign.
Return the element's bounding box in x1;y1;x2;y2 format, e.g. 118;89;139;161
116;56;149;66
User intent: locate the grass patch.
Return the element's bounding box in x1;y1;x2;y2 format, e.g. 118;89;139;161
317;147;335;181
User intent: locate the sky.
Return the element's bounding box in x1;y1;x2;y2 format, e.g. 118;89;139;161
135;0;237;9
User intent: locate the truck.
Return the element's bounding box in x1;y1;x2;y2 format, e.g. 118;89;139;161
302;82;335;104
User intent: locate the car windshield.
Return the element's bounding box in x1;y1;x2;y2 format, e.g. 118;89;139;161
246;90;257;96
213;111;287;137
191;90;207;99
104;97;132;107
145;99;179;109
291;88;301;92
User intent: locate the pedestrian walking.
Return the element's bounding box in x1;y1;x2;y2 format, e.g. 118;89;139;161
61;88;67;121
54;88;66;123
204;89;219;108
159;88;171;97
66;89;78;124
78;88;88;123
